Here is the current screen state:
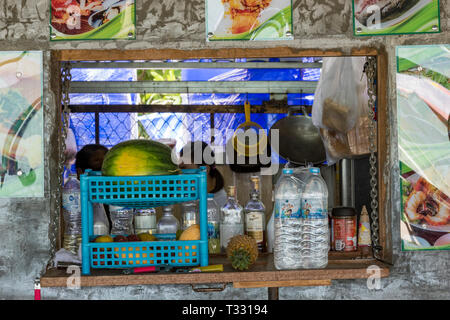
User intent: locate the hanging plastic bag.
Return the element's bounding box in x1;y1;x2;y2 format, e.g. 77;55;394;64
312;57;361;133
314;57;373;165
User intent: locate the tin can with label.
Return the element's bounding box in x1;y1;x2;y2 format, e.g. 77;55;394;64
331;207;357;252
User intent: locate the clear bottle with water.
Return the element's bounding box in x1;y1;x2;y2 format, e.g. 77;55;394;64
273;168;303;270
300;167;329;269
207;194;221;254
157;205;180;234
220;186;244;252
62;174;82;255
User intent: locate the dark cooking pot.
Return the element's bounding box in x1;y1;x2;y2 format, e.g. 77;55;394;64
226;136;272;173
269;106;326;165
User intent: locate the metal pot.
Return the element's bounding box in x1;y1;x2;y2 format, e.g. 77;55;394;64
269;106;326;165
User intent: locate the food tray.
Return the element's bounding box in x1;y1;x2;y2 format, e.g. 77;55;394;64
80;168;209;275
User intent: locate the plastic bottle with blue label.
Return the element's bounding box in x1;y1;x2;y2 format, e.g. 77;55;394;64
62;174;82;254
300;167;329;269
273;168;303;270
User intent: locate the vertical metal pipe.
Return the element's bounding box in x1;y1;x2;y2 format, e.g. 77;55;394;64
95;112;100;145
340;158;355;207
268;287;279;300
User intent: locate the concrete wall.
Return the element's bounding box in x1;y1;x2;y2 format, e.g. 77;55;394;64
0;0;449;300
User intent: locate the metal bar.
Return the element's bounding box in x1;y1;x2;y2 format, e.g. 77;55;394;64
68;104;312;114
340;158;355;207
210;113;215;144
268;287;279;300
68;81;318;94
94;112;100;145
68;61;322;69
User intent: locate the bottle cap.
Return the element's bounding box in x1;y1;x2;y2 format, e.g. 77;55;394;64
282;168;293;174
207;193;214;198
250;176;260;191
310;167;320;174
332;206;357;217
110;205;126;211
227;186;236;196
359;205;370;222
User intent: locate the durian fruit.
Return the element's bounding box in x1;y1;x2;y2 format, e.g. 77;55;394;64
226;235;259;271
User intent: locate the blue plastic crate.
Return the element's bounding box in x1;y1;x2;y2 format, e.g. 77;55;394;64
80;168;209;275
89;234;201;269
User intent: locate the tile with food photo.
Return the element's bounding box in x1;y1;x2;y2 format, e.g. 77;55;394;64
353;0;440;36
0;51;44;198
396;44;450;251
50;0;136;40
400;166;450;250
206;0;293;41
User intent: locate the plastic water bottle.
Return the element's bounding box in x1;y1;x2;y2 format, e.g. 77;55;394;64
300;167;329;269
273;168;303;270
207;194;221;254
62;174;82;254
93;203;110;236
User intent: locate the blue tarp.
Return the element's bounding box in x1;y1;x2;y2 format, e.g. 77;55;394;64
69;58;321;163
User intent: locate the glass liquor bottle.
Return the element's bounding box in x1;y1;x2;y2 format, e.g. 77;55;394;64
220;186;244;252
207;194;221;254
157;205;180;234
181;200;199;230
244;176;266;252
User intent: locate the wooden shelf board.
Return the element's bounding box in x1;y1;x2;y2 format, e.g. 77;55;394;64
233;279;332;289
40;253;389;288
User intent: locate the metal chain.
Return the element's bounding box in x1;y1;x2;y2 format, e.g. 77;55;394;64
364;57;382;259
45;63;72;270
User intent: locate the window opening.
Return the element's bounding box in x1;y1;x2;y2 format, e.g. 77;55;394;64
65;57;322;173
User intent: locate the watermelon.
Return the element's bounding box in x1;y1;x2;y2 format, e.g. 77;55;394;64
101;139;181;176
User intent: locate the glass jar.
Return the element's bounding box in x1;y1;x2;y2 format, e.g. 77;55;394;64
134;208;157;234
331;207;357;252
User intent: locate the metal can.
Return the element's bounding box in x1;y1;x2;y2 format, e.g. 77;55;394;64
331;207;357;252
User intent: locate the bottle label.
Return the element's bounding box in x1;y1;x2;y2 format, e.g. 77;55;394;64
332;218;357;251
134;215;156;229
62;192;80;211
358;221;371;246
207;221;219;239
247;230;264;243
301;198;326;219
275;199;301;219
245;212;264;242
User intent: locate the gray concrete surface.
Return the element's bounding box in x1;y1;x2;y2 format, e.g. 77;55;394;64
0;0;449;300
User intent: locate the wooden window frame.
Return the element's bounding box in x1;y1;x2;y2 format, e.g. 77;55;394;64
44;47;391;289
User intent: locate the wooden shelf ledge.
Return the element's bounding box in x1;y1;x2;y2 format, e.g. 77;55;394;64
40;253;389;288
